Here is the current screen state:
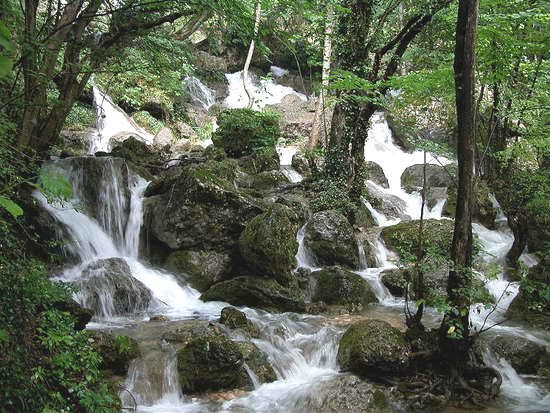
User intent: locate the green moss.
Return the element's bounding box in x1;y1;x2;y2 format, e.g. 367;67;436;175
213;109;281;157
64;102;96;130
313;267;376;307
132;110;165;134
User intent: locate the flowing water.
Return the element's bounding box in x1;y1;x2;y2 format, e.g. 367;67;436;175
38;73;549;411
184;76;216;110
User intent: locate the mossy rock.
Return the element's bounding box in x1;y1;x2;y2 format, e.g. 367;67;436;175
239;204;299;284
236;342;277;385
337;319;411;377
90;332;140;376
304;210;360;269
312;266;377;308
366;161;388;188
200;276;305;312
132;110;164;134
164;250;232;292
177;334;245;392
380;268;409;297
219;307;260;337
238;150;280;174
53;299;93;331
212;109;280;157
401;164;453;193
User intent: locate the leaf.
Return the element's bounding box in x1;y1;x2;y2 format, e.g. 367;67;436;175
447;326;456;335
0;56;13;78
0;195;23;218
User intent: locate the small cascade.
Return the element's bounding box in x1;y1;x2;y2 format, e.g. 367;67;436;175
277;146;303;183
224;70;307;110
185;76;216;110
295;226;319;271
361;197;399;227
90;86;154;154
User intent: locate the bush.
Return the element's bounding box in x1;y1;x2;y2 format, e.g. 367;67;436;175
64;103;96;130
310;180;357;217
213;108;280;157
131;110;164;134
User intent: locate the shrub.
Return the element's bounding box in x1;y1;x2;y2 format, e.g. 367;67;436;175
213;108;280;157
132;110;164;134
64;103;96;130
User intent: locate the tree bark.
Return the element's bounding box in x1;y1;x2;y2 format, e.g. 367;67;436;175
243;0;262;109
440;0;479;352
308;2;335;150
506;214;528;268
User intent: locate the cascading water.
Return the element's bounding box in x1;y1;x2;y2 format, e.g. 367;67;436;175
89;86;154;154
185;76;216;110
277;146;303;183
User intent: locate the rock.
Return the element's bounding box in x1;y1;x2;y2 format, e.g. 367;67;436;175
401;164;453;192
297;375;390;413
149;315;169;322
270;94;316;139
89;332;140;375
426;187;448;210
177;333;245;392
235;342;277;385
219;307;260;338
154;127;174;146
142;159;264;252
175;122;197;139
75;258;153;315
140;101;170;121
312;266;377;308
366;162;388;188
201;276;305;313
196;50;228;74
110;136;166;174
53;299;93;330
490;335;547;374
366;182;409;220
164;250;232;292
304;210;359;269
59;128;94;156
385;114;414;152
237;151;281;174
291;153;311;177
380;268;409;297
338;319;411;377
239;204;299;284
473;181;497;228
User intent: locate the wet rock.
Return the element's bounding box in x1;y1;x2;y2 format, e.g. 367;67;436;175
236;342;277;385
162;320;216;345
177;333;245;392
473;181;497;228
164;250;232;292
401;164;453;192
304;210;359;269
292;153;311;177
201;276;305;313
380;268;409;297
239;204;299;284
426;187;448;210
219;307;260;338
75;258;153;315
312;267;377;308
196;51;228;74
366;182;408;220
270;94;316;139
89;332;140;375
366;162;388;188
110;136;167;174
53;299;93;330
337;319;411;376
237;151;280;175
142;159;264;252
149;314;169;322
59;128;94;156
153;127;174;146
297;374;391;413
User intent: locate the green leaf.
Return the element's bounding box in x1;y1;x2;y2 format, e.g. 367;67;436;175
0;56;13;78
0;195;23;218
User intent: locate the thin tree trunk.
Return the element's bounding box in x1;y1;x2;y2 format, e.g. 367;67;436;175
308;2;335;150
440;0;479;353
243;0;262;109
506;214;528;268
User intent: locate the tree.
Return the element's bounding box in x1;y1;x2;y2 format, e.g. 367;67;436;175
439;0;478;355
308;0;335;149
325;0;452;200
15;0;215;153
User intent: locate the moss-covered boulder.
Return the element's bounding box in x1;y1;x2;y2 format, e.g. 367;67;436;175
164;250;232;292
110;136;165;174
401;164;453;192
366;162;388;188
212;109;280;158
337;320;411;377
312;267;377;308
239;204;299;284
200;276;305;312
219;307;260;337
143;159;264;252
238;151;280;174
90;332;140;376
489;335;547;374
380;268;409;297
75;258;153;316
53;299;94;331
304;210;359;269
236;342;277;385
177;333;245;392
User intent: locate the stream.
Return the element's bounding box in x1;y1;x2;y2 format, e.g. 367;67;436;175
38;71;549;412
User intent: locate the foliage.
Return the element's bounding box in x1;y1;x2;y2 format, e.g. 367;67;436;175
64;103;96;131
520;276;550;314
310;179;357;217
0;21;14;78
213;108;280;156
132;111;165;135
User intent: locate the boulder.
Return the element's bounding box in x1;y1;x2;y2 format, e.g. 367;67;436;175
380;268;409;297
75;258;153;316
473;181;497;228
304;210;359;269
239;204;299;284
237;151;280;174
292;153;311;177
312;267;377;308
154;127;174;146
366;162;389;188
366;182;409;220
59;128;94;156
177;333;245;392
89;332;140;375
110;136;166;174
196;51;228;74
236;342;277;384
164;250;232;292
337;319;411;376
219;307;259;338
297;375;390;413
142;159;264;252
201;276;305;312
53;299;94;330
401;164;453;192
489;335;547;374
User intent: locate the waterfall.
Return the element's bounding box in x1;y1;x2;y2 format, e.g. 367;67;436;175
295;226;319;271
277;146;303;183
90;86;154;154
185;76;216;110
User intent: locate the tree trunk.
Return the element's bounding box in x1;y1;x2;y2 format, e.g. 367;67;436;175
440;0;479;353
243;0;262;109
506;214;528;268
308;2;335;150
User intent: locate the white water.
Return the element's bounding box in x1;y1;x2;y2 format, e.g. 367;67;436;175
89;86;154;154
224;71;307;110
277;146;303;183
185;76;216;110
